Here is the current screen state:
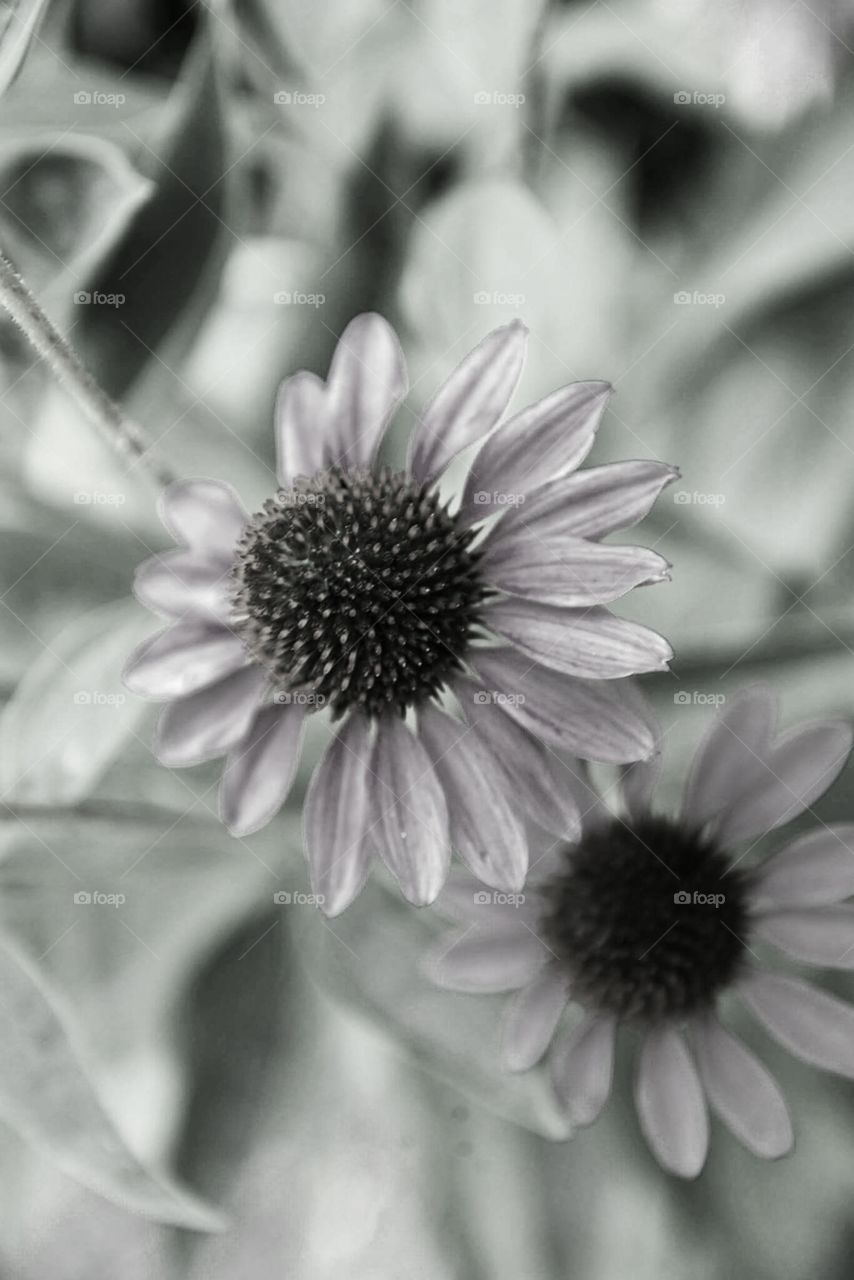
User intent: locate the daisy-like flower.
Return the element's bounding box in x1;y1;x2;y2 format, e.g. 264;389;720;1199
429;687;854;1176
124;313;674;914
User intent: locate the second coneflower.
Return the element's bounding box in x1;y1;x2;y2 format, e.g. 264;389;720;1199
125;314;674;914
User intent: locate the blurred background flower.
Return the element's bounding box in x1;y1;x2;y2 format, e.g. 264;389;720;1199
3;0;854;1276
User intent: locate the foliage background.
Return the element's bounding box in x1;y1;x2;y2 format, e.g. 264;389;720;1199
2;1;854;1275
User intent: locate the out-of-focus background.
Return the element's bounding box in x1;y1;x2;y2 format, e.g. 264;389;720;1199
2;0;854;1275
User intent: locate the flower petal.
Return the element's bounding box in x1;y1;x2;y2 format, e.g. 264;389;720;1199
458;381;610;523
155;666;266;767
455;679;581;839
220;701;306;838
551;1012;616;1127
275;369;329;482
691;1013;792;1159
429;929;550;993
749;825;854;911
134;550;232;621
159;479;248;557
716;720;853;846
435;870;541;927
304;713;375;916
752;906;854;968
408;321;527;485
635;1026;709;1178
682;685;778;830
492;461;679;543
484;600;672;680
418;705;528;891
739;970;854;1077
326;312;408;468
480;530;670;607
123;621;247;701
373;715;450;906
501;965;569;1072
468;646;656;763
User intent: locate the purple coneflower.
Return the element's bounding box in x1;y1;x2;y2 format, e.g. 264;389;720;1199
125;314;674;914
429;687;854;1175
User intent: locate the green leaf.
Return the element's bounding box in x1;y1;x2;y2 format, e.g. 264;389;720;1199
0;931;224;1230
0;597;154;805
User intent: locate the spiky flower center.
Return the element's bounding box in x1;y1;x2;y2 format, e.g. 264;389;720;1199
232;467;487;718
540;815;750;1022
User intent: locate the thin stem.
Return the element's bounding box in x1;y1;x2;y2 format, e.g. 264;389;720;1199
0;253;174;488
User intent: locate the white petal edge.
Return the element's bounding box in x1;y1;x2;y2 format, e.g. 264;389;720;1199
752;906;854;969
739;969;854;1078
123;621;247;702
681;684;777;830
749;825;854;911
159;479;248;557
372;716;450;906
484;600;672;680
551;1011;617;1127
155;665;266;767
635;1025;709;1178
325;312;408;469
501;965;569;1072
304;713;376;916
428;929;550;993
691;1013;793;1159
220;701;306;838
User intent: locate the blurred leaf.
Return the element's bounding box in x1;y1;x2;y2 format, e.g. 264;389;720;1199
0;931;224;1230
0;597;153;806
0;0;50;97
0;134;152;300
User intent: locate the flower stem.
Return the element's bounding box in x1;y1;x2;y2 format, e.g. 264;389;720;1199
0;253;173;487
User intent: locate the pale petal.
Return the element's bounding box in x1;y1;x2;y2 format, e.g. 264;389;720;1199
635;1026;709;1178
124;621;247;701
429;929;550;993
134;550;232;621
752;906;854;968
749;825;854;911
221;701;306;837
435;870;541;927
459;381;611;523
408;321;527;484
492;461;679;543
456;680;581;839
159;479;248;556
275;369;329;482
468;646;656;763
551;1012;617;1126
621;753;663;822
716;721;853;845
155;665;266;767
373;716;450;906
682;685;778;829
739;970;854;1077
479;531;669;607
326;312;408;468
304;713;375;916
484;600;672;680
691;1013;792;1159
501;965;569;1072
418;705;528;891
